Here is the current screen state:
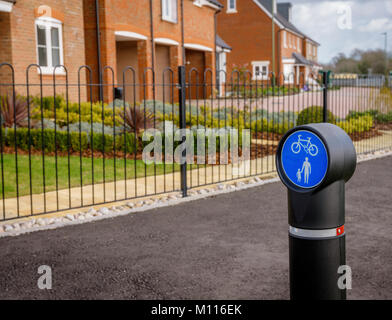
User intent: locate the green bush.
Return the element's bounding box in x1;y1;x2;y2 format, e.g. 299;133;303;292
30;95;123;127
297;106;336;125
346;109;392;124
249;118;295;134
336;115;374;134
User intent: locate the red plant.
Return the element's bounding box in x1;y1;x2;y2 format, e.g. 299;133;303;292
0;95;29;128
120;105;155;138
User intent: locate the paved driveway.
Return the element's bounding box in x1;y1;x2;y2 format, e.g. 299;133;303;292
0;156;391;299
205;87;385;118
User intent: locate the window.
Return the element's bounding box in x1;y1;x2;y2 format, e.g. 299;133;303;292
252;61;270;80
283;31;287;48
162;0;177;23
313;46;316;56
35;17;64;74
227;0;236;12
297;38;300;52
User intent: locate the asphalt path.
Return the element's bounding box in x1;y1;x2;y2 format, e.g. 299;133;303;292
0;156;391;299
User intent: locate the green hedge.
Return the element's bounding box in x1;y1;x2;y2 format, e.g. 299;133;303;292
2;128;137;154
141;128;245;155
1;127;245;156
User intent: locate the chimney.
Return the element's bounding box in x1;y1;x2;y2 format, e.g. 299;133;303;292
277;2;292;22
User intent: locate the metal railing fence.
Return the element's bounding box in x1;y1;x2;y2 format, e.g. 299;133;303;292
0;63;391;221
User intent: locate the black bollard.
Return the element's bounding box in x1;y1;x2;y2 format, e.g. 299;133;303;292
276;123;356;300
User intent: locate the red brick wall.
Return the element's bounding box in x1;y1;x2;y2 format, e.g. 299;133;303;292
0;12;13;86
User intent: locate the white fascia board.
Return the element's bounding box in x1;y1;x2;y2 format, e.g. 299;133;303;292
184;43;213;52
154;38;179;46
115;31;148;41
252;0;284;29
0;1;13;12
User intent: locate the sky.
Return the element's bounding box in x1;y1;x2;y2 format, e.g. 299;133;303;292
287;0;392;64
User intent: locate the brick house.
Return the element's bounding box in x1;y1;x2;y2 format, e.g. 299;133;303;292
0;0;230;102
217;0;321;86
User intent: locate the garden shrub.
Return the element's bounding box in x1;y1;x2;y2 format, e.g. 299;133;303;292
346;109;392;124
30;95;123;127
336;115;373;134
297;106;336;125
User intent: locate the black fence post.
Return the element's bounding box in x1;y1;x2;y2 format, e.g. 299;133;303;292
178;65;188;197
322;71;329;123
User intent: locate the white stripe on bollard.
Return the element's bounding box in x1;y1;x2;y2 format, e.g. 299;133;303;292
289;225;345;239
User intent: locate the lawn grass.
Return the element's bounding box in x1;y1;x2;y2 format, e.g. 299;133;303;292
0;153;183;199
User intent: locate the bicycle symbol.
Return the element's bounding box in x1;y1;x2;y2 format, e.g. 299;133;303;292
291;135;319;156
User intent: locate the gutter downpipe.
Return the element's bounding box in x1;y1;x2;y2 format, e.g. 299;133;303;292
181;0;185;65
277;28;283;86
149;0;155;98
214;8;221;92
95;0;103;101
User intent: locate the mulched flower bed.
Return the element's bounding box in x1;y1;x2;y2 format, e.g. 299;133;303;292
348;126;382;142
376;123;392;131
253;131;283;141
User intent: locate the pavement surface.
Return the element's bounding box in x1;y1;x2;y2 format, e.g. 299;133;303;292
0;156;391;300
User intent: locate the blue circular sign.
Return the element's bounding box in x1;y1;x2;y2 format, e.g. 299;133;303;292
281;130;328;189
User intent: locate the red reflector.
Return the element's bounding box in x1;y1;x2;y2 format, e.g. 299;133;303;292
336;225;345;236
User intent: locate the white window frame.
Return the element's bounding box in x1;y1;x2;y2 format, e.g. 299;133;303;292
252;61;270;81
283;31;287;48
35;16;64;75
297;38;300;52
162;0;177;23
283;61;295;84
227;0;237;13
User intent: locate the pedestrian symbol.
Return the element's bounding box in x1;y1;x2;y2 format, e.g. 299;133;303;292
280;130;328;189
